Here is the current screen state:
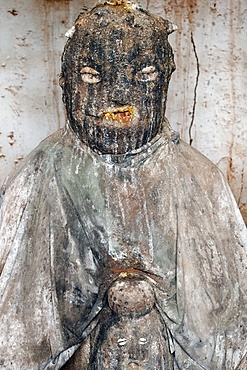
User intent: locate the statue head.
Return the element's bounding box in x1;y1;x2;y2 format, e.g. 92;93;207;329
60;1;176;154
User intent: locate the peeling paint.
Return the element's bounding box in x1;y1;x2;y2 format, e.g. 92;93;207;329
14;156;24;165
7;132;16;146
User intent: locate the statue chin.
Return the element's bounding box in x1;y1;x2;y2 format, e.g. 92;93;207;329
69;117;163;155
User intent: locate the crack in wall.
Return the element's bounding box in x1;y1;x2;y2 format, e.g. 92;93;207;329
189;32;200;146
237;162;245;209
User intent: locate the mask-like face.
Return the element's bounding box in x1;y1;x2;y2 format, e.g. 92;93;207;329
61;5;175;154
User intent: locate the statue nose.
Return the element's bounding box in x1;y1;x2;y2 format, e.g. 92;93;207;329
128;345;143;366
110;72;131;106
111;87;129;106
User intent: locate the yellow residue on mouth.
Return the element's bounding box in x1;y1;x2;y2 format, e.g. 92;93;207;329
104;106;134;125
104;1;135;12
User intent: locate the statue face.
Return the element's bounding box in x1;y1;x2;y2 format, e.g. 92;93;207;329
62;7;175;154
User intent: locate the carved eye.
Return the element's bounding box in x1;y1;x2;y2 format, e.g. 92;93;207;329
80;67;101;84
137;66;158;82
118;338;127;347
139;338;147;345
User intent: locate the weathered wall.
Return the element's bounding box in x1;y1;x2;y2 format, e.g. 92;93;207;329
0;0;246;223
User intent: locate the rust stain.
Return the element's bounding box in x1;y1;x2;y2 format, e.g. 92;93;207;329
226;156;235;183
5;86;22;96
7;132;15;140
7;132;16;146
14;156;24;165
0;145;5;159
237;171;245;204
210;3;217;13
5;87;17;96
109;265;163;284
168;0;198;41
174;0;198;24
33;0;69;129
111;266;143;275
131;205;139;213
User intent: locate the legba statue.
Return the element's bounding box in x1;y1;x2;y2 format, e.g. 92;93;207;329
0;1;246;369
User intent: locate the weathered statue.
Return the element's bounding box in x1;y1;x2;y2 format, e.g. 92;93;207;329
0;1;246;369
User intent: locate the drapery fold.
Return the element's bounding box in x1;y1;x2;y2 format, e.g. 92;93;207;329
0;126;246;369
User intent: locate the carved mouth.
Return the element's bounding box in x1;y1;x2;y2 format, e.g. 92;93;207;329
103;106;134;125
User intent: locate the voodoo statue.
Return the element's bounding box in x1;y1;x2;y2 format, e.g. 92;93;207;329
0;1;246;369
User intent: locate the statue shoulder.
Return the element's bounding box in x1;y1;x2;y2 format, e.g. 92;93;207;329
3;128;67;189
174;139;222;176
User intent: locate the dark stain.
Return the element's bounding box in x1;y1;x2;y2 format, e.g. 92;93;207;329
176;0;197;22
226;156;235;184
171;0;198;29
210;3;217;13
8;9;18;16
7;132;16;146
32;0;70;129
14;156;24;165
0;143;5;159
237;164;246;221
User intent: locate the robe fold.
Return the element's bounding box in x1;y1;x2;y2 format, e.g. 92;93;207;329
0;125;246;369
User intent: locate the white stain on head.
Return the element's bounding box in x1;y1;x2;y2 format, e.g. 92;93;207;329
65;25;75;38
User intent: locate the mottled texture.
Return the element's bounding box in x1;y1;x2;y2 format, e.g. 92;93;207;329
60;3;175;154
0;2;246;369
0;126;246;369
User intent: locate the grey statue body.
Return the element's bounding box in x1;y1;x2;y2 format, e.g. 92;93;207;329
0;125;246;369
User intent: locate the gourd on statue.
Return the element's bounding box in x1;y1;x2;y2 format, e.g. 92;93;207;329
0;1;246;369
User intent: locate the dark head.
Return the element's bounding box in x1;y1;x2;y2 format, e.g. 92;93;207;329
60;1;176;154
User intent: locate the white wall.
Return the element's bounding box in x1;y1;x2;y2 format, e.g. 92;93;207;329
0;0;246;223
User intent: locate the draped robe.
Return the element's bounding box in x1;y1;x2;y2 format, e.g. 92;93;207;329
0;124;246;369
